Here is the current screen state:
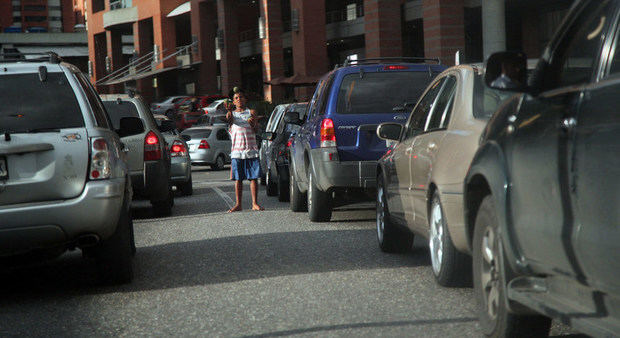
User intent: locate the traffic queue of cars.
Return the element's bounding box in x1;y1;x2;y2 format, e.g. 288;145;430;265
259;1;620;336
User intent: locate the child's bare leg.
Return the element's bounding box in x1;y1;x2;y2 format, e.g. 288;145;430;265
228;180;243;212
250;180;264;211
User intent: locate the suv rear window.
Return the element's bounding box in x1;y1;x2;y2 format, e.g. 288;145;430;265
103;100;140;130
182;129;212;140
0;72;84;132
336;71;433;114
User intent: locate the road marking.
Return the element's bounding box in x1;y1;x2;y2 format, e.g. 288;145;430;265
212;186;234;209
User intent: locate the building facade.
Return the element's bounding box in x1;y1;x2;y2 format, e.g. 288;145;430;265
86;0;574;104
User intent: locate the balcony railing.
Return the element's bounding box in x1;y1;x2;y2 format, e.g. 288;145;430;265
109;0;132;10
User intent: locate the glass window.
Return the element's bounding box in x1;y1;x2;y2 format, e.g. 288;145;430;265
75;73;110;129
216;128;230;141
609;25;620;75
404;78;445;139
472;73;514;119
181;129;212;140
336;71;434;115
0;72;84;132
555;0;615;87
307;78;327;120
102;100;140;130
426;76;457;131
317;75;334;116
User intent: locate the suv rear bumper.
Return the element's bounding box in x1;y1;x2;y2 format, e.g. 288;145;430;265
310;148;377;192
0;178;127;256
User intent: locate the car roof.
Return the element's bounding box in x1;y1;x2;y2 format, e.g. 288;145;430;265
334;62;447;76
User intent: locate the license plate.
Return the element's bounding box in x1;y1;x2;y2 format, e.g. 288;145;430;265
0;156;7;179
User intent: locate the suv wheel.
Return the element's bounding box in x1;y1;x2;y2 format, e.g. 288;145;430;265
211;155;225;171
307;170;332;222
429;192;472;287
277;169;289;202
152;186;173;217
178;175;193;196
92;207;134;284
376;177;413;253
265;167;277;196
289;165;307;212
473;196;551;337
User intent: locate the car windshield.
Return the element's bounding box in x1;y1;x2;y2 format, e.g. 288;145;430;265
472;73;515;119
0;72;84;132
182;129;212;140
171;97;185;103
336;71;434;114
207;100;223;108
103;100;140;130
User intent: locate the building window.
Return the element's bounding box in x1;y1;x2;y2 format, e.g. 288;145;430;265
13;16;22;22
92;0;104;13
25;16;47;22
24;5;46;11
12;5;20;10
49;6;61;10
49;17;62;21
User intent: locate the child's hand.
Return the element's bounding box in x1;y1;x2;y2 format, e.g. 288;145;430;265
226;111;233;122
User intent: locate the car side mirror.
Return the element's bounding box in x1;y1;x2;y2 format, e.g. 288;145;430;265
284;111;303;125
181;135;191;142
485;51;528;92
262;132;276;141
158;120;176;133
117;117;144;138
376;123;403;141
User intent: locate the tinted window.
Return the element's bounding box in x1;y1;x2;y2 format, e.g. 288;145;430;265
473;74;514;119
427;76;457;130
336;71;434;114
0;72;84;132
181;129;212;140
216;129;230;141
76;73;110;129
404;78;445;139
103;100;140;130
317;75;334;115
307;78;327;119
609;25;620;75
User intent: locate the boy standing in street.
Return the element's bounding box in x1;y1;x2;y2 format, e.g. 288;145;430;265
225;88;264;212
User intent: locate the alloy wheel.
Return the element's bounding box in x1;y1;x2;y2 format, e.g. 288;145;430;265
481;225;500;321
376;185;385;244
429;200;444;275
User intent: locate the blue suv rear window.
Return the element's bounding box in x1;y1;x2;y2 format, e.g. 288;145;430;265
336;71;433;114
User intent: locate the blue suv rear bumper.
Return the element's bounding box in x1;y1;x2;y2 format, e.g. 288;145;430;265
309;148;377;192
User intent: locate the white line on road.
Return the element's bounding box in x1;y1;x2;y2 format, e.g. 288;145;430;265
212;186;234;209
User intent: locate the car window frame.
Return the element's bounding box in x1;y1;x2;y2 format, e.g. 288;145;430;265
425;75;458;132
75;72;112;129
600;5;620;79
401;77;446;141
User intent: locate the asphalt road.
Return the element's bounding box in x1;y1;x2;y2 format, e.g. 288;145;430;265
0;167;580;337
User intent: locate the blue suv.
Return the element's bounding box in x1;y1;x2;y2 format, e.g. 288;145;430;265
286;58;446;222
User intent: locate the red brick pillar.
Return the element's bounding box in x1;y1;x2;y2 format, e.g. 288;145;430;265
364;0;404;58
153;14;177;69
290;0;328;100
133;19;154;103
422;0;464;66
191;0;218;94
260;0;285;103
217;0;242;95
106;29;123;93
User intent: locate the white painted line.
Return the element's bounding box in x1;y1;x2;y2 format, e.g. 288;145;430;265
212;186;234;209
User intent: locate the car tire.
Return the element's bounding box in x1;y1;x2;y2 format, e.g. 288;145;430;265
260;173;266;186
307;170;332;222
211;155;225;171
152;186;173;217
429;191;472;287
277;169;289;202
165;109;174;118
92;207;134;284
266;167;278;196
473;195;551;337
178;175;193;196
289;165;307;212
376;177;413;253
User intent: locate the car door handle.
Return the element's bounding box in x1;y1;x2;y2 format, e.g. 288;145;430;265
427;142;437;150
561;117;577;131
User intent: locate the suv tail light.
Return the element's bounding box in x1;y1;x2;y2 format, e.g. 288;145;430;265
199;139;210;149
320;118;337;147
170;140;187;157
89;138;111;180
286;138;293;148
144;131;162;161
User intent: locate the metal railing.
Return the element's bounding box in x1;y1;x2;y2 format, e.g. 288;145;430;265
109;0;132;10
325;5;364;24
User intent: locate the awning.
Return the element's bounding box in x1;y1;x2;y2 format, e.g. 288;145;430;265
167;1;190;17
16;46;88;59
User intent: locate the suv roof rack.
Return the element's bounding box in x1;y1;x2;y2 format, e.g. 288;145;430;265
340;56;441;68
0;52;62;64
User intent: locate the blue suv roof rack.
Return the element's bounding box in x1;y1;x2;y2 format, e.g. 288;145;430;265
0;52;62;64
340;56;441;68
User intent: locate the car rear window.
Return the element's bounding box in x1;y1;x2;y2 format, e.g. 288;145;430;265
182;129;212;140
0;72;84;132
336;71;434;114
472;74;514;119
103;100;140;130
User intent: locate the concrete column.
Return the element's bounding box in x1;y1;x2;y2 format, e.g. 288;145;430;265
482;0;505;60
191;0;218;94
133;19;154;103
364;0;404;58
106;29;123;93
217;0;242;95
260;0;285;103
290;0;328;99
422;0;465;66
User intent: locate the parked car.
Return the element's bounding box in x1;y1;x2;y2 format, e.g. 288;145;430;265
173;110;205;131
151;95;188;116
375;64;513;287
199;94;227;108
464;1;620;336
182;126;231;170
153;114;193;196
259;103;291;184
101;94;174;217
263;103;308;201
286;58;446;221
203;98;228;115
0;54;135;283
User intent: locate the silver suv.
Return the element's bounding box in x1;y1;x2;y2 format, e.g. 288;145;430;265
0;54;136;283
101;94;173;216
